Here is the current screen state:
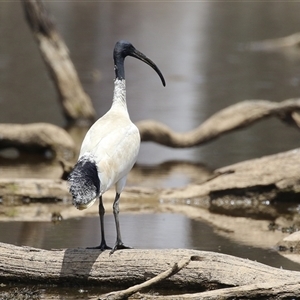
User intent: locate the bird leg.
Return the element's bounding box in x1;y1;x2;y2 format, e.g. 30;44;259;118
110;193;131;254
87;196;111;251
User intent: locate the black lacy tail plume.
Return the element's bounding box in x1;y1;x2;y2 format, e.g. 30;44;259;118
68;157;100;207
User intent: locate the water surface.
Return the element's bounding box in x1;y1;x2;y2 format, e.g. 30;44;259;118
1;212;299;272
1;2;300;297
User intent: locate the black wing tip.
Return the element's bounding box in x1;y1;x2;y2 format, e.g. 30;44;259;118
68;157;100;205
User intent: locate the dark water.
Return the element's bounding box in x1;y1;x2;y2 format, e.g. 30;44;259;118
1;2;300;297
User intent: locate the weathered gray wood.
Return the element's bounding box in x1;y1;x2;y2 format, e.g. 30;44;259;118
0;123;75;161
160;148;300;219
129;281;300;300
0;178;69;206
0;243;299;287
2;98;300;164
0;148;300;219
276;231;300;265
22;0;96;123
0;243;300;299
103;257;191;300
136;98;300;148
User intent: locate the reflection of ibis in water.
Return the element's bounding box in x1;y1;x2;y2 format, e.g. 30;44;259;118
68;40;165;253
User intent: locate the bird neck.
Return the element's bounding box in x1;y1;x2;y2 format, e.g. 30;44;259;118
112;79;127;109
114;54;125;81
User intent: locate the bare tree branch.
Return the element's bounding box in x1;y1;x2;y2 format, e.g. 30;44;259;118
22;0;96;123
0;243;299;299
136;99;300;148
101;257;191;300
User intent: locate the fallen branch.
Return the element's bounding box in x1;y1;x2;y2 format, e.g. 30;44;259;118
101;257;191;300
1;148;300;219
2;98;300;170
0;178;69;208
276;231;300;265
136;98;300;148
160;148;300;219
0;123;75;162
132;280;300;300
0;243;300;299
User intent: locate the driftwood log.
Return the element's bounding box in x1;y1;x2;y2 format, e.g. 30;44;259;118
160;148;300;212
276;231;300;265
1;242;300;299
0;123;75;162
0;147;299;222
22;0;95;123
2;99;300;164
136;98;300;147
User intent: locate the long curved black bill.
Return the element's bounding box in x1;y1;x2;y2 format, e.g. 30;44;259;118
130;49;166;87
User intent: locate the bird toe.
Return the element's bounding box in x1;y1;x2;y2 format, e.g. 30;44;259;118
87;243;112;251
110;243;132;255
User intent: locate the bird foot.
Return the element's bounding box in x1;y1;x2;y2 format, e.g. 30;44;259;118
110;243;132;255
87;242;112;251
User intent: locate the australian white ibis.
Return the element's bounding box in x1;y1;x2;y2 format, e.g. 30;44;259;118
68;40;165;253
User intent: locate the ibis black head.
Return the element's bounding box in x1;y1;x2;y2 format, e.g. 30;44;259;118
113;40;166;86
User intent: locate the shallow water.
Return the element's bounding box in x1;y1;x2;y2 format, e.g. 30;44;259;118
1;213;299;272
1;212;299;298
1;2;300;297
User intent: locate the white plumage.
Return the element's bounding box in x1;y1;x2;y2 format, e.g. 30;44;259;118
68;40;165;253
78;80;140;204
